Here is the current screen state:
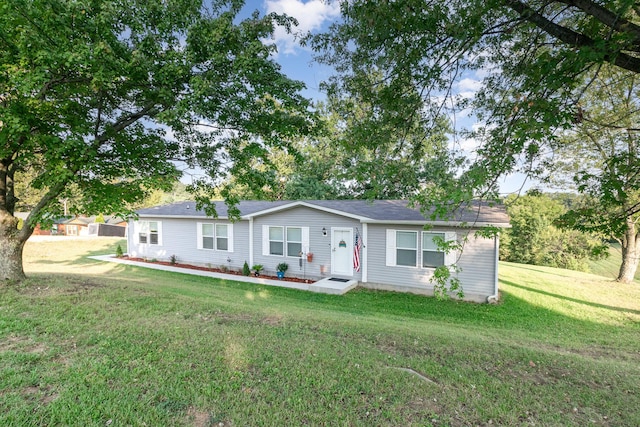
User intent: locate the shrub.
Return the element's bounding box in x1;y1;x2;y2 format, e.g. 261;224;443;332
169;254;177;265
242;261;250;276
115;244;124;258
276;262;289;273
252;264;263;275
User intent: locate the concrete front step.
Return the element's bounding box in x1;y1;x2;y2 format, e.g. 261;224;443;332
309;277;359;295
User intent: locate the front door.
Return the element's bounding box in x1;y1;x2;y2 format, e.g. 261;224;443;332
331;228;353;276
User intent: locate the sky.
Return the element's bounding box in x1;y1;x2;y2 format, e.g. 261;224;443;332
251;0;340;101
240;0;533;195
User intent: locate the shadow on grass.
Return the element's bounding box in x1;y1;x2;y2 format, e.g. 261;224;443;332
501;279;640;315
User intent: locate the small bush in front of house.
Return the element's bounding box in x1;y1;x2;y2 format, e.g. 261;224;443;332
242;261;250;276
276;262;288;273
169;254;178;265
252;264;263;276
115;244;124;258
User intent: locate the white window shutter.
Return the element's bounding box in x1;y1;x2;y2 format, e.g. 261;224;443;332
227;224;234;253
134;221;141;244
262;225;269;256
444;232;457;266
302;227;310;253
196;222;203;249
386;229;396;266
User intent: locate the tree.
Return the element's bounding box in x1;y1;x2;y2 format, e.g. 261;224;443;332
222;93;454;201
0;0;316;281
311;1;640;226
552;67;640;282
502;193;607;272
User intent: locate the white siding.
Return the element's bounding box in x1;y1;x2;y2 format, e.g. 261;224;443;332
365;224;497;301
252;206;362;280
127;217;250;270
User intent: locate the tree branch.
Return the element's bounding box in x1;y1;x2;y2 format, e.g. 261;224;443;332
558;0;640;43
505;0;640;73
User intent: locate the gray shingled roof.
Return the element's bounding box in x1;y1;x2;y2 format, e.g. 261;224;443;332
137;200;509;226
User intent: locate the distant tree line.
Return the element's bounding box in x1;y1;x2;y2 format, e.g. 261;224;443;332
500;192;608;272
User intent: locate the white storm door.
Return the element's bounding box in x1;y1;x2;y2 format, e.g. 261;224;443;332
331;228;353;276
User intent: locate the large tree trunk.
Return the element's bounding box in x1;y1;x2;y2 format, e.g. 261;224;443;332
617;219;640;284
0;212;28;282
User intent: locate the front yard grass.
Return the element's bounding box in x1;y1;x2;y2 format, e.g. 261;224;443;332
0;238;639;426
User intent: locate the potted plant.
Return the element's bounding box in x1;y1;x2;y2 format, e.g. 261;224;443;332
252;264;264;277
276;262;288;279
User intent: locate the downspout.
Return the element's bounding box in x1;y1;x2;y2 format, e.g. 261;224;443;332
249;217;254;267
487;234;499;303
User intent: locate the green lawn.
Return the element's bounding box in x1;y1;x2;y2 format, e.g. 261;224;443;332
1;238;639;426
588;243;640;282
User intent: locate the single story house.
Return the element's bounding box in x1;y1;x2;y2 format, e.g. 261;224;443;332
127;200;509;302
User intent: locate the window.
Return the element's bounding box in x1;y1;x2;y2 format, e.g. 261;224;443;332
197;222;233;252
396;231;417;266
202;224;214;249
66;225;78;236
422;232;446;268
387;229;457;269
268;226;284;256
215;224;228;251
262;225;309;257
138;221;160;245
286;227;302;257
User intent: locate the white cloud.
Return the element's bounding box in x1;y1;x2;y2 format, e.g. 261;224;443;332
456;77;483;100
264;0;341;54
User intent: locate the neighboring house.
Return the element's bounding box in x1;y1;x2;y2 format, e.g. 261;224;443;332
15;213;127;237
127;200;510;302
15;212;71;236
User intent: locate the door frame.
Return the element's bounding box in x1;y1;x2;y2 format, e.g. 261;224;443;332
331;227;353;276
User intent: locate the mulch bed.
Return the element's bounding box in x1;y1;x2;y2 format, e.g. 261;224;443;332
119;256;313;284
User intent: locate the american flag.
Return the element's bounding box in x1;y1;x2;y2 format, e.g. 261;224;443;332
353;229;362;272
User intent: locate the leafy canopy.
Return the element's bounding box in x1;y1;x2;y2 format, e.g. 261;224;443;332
0;0;316;234
312;0;640;207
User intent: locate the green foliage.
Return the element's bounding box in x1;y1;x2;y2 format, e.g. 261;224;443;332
310;1;640;212
252;264;263;275
169;254;177;265
94;213;105;224
115;244;124;258
502;193;608;271
276;262;288;273
431;265;463;301
0;0;315;238
220;96;454;201
242;261;250;276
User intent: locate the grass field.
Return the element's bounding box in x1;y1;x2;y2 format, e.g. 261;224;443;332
1;237;639;426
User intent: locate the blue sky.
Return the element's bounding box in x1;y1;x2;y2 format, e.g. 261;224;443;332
245;0;341;102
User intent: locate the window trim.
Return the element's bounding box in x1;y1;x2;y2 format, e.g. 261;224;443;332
387;229;420;268
197;222;233;252
215;223;229;251
262;225;309;258
422;231;447;269
138;220;162;245
386;229;456;269
286;226;303;258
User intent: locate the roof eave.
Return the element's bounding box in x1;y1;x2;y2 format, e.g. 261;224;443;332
244;201;371;221
362;219;511;228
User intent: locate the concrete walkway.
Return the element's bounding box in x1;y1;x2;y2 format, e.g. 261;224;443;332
88;255;358;295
